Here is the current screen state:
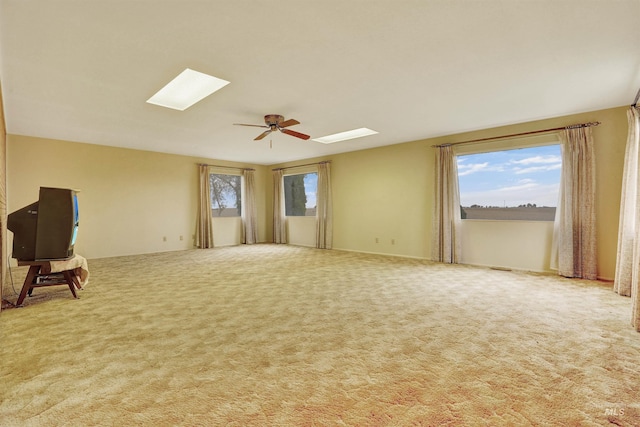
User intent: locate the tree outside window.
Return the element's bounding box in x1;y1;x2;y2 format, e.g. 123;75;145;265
210;174;241;217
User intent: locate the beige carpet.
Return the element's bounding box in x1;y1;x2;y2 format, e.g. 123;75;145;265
1;244;639;426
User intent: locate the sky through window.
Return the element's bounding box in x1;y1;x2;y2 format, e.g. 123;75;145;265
457;145;562;208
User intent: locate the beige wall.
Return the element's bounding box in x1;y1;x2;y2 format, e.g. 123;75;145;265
270;140;432;259
332;140;433;258
271;106;627;279
6;105;628;279
7;135;269;259
461;220;554;272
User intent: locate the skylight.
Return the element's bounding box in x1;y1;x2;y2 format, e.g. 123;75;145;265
313;128;378;144
146;68;230;111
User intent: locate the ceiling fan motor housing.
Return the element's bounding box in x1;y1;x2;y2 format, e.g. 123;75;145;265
264;114;284;126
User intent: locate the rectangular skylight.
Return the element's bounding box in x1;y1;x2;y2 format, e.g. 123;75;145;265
146;68;229;111
312;128;378;144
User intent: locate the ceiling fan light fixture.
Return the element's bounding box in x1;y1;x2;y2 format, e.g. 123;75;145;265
313;128;379;144
146;68;229;111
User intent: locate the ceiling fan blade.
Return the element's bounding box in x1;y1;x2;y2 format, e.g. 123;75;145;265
254;130;272;141
279;119;300;128
234;123;269;128
281;128;310;140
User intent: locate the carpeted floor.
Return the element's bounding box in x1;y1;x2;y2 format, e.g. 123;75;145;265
1;244;639;426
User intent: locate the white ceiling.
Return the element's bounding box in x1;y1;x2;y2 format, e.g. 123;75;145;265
1;0;639;165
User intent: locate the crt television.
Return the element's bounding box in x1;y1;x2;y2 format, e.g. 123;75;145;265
8;187;79;261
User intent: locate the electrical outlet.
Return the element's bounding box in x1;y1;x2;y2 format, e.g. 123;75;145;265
163;236;167;242
391;239;395;245
180;235;184;241
375;237;379;243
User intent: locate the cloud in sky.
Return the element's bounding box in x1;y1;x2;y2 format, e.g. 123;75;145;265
517;178;535;184
458;161;489;176
510;155;561;165
498;179;538;192
513;163;562;174
457;158;508;177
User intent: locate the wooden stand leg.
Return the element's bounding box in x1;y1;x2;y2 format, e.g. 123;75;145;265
70;270;82;290
16;265;41;306
62;270;78;299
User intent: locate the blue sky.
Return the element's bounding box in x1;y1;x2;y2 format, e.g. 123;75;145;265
457;145;562;207
304;173;317;208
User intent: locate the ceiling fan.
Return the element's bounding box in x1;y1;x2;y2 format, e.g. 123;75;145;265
234;114;310;141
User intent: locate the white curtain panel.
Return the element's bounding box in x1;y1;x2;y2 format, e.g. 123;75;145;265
553;127;597;279
272;169;287;244
629;107;640;331
614;107;640;297
316;162;333;249
614;106;640;331
242;169;259;245
0;92;5;311
431;146;461;263
196;164;214;249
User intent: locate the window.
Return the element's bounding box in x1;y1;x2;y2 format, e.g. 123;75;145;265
284;173;317;216
209;174;241;217
457;145;561;221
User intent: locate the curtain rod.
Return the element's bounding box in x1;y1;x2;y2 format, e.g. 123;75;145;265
272;160;331;171
633;87;640;107
199;163;255;171
432;121;601;148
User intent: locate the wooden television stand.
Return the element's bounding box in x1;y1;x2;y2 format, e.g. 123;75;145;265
16;260;82;306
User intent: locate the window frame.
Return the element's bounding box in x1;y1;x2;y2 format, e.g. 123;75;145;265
455;135;562;222
209;171;243;218
283;169;318;217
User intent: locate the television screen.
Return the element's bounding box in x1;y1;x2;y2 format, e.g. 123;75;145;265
71;193;79;245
